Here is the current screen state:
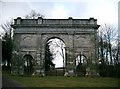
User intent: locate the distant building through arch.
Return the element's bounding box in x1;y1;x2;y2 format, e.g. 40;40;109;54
11;17;100;76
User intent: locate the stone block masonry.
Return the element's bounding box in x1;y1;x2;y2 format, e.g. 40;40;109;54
11;17;100;76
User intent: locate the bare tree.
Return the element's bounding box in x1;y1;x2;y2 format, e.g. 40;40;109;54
99;24;117;65
1;20;13;38
112;38;119;64
98;31;105;65
25;10;45;19
49;39;65;68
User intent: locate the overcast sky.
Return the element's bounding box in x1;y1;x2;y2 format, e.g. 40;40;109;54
0;0;119;67
0;0;119;34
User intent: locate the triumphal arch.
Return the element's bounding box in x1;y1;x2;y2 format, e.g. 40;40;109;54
11;17;100;76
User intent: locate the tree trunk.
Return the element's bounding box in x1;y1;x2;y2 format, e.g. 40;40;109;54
109;42;113;65
100;37;104;64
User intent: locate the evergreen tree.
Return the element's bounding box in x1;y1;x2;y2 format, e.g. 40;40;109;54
2;33;13;69
45;41;55;71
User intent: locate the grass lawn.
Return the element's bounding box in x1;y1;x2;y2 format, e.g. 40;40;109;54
3;71;119;87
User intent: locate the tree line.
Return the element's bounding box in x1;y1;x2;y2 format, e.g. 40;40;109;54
98;24;119;77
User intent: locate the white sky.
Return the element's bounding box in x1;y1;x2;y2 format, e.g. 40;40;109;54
0;0;119;34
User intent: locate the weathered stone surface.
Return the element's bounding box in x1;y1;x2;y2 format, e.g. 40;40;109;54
11;17;100;76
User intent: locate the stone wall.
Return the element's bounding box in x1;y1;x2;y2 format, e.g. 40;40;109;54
11;17;99;76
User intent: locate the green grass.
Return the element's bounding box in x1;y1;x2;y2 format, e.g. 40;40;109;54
3;71;119;87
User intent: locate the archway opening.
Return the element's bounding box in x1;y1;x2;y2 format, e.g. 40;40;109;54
45;38;66;76
75;54;87;76
23;54;34;75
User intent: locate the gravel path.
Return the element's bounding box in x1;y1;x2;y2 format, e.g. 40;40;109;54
2;76;25;88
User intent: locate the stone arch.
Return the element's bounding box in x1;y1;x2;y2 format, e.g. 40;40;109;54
23;54;34;75
12;17;100;76
44;36;66;47
21;51;35;60
44;36;66;76
75;53;88;76
75;53;87;65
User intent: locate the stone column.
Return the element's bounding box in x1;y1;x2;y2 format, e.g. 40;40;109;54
18;53;24;76
65;47;76;76
38;47;45;76
11;51;19;75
